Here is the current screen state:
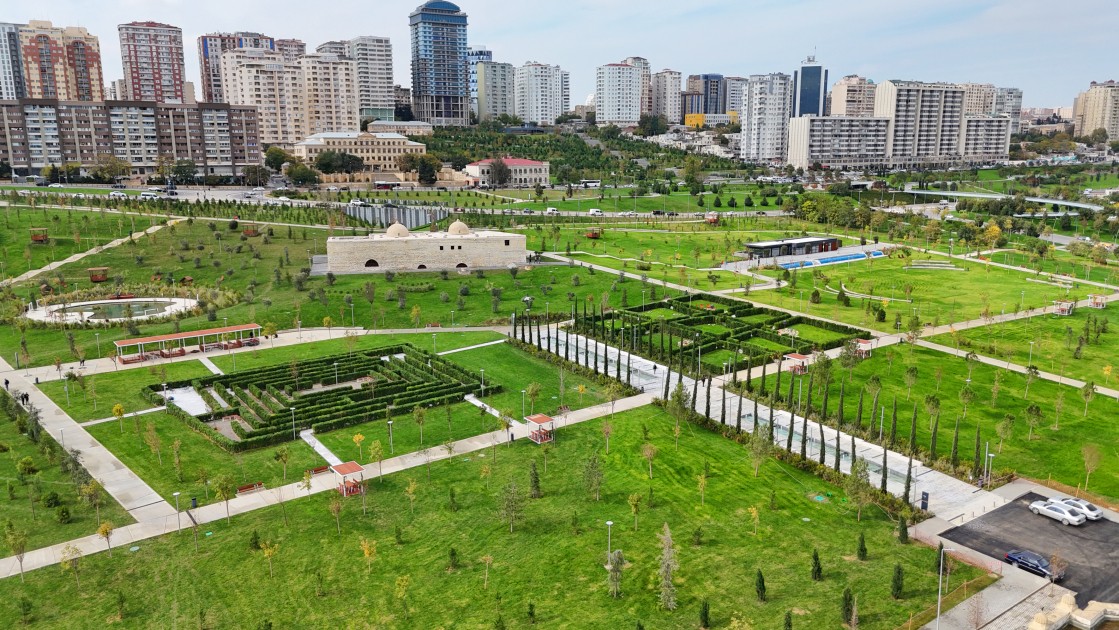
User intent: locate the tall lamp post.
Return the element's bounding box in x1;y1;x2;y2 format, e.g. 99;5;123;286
333;362;339;384
95;332;101;359
480;369;485;397
936;547;957;629
521;389;526;419
1028;340;1035;367
387;420;394;454
605;520;614;562
433;333;437;354
173;491;181;533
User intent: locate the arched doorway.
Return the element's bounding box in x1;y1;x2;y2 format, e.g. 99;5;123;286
364;259;379;268
417;264;427;270
456;263;468;269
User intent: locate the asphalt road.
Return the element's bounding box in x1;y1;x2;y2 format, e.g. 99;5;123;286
941;491;1119;606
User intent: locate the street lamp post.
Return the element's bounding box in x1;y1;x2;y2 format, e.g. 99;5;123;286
333;362;339;384
387;420;394;454
95;332;101;359
987;452;996;486
433;333;437;354
521;389;526;419
173;492;181;533
641;290;646;309
290;407;297;439
936;547;957;629
480;369;485;397
605;520;614;561
1028;340;1035;367
451;310;455;328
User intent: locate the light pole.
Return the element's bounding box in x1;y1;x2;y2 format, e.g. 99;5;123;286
64;382;69;405
936;547;957;629
521;389;526;419
223;317;228;329
290;407;297;439
333;362;339;384
451;310;455;328
982;441;990;486
605;520;614;561
1028;340;1035;367
60;427;64;449
387;420;394;454
987;452;995;487
480;369;485;397
433;333;437;354
173;491;181;533
95;332;101;359
349;303;355;327
641;290;646;309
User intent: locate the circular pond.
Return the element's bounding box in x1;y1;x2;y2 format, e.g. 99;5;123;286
26;298;198;324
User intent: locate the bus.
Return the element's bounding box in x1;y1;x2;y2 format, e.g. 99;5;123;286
579;179;601;189
374;181;400;190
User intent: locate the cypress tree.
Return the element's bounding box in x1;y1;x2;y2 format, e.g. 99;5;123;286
930;413;939;461
774;358;783;399
720;382;727;426
699;600;710;629
615;344;622;382
811;548;823;581
972;423;982;479
908;403;918;454
626;346;632;386
759;360;768;395
785;406;795;453
841;587;854;624
704;377;712;420
732;352;740;386
856;532;867;560
891;564;904;599
755;569;767;602
768;405;775;443
880;445;888;493
744;355;754;392
950;415;960;467
784;610;792;630
898;513;909;544
850;433;856;468
752;396;759;432
785;371;796;410
837;380;846;427
888;397;898;448
934;542;944;573
691;370;699;411
833;427;841;471
800;414;809;460
854;389;864;432
903;455;913;505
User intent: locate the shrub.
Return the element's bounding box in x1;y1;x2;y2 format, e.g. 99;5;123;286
856;533;868;560
56;506;72;523
43;491;61;508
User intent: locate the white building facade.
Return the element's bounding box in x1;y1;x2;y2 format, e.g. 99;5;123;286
741;73;793;162
328;220;527;273
595;63;641;126
476;60;514;121
827;75;876;117
786;116;890;170
651;69;682;124
514;61;569;125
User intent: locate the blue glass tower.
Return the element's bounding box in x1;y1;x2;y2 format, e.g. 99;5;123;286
410;1;469;126
793;55;827;117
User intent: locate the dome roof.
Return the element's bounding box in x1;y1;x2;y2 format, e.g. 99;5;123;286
447;220;471;235
385;222;410;238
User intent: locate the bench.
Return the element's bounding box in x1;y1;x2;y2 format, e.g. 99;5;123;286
236;481;264;495
306;465;331;477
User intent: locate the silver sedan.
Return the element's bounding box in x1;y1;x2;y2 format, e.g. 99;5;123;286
1058;497;1103;521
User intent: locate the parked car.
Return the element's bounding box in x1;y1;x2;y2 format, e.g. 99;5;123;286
1029;499;1086;526
651;210;665;216
1057;497;1103;521
326;186;339;192
139;191;160;200
1004;549;1065;582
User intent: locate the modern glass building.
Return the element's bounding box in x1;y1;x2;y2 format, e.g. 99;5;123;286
793;55;827;117
409;0;469;126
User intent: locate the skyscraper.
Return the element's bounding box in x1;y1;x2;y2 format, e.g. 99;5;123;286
275;39;306;63
595;63;641;126
741;73;793;162
18;20;104;101
622;56;651;115
197;32;275;102
1073;81;1119;139
792;55;827;117
0;22;26;100
651;69;682;124
514;61;569;125
874;80;967;166
993;87;1023;134
686;74;726;114
476;60;514;121
348;36;395;121
410;0;470;126
466;46;492;116
828;75;876;117
118;21;185;102
725;77;747;116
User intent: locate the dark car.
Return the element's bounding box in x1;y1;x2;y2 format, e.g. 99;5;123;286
652;210;665;216
1004;549;1065;582
666;211;679;217
111;183;127;189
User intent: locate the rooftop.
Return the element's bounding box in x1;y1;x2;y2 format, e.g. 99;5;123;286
468;158;547;167
332;462;364;476
746;236;838;248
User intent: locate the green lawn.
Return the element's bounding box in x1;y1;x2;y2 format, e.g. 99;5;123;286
927;307;1119;387
756;344;1119;500
0;404;982;628
86;411;326;506
0;410;134;551
995;249;1119;286
207;330;505;373
0;205;146;279
37;361;214;422
569;253;750;290
747;252;1090;331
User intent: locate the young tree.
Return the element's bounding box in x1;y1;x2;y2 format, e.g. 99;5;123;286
841;587;854;624
360;537;377;569
1025;403;1042;440
369;440;385;480
1024;365;1039;399
4;523;28;582
60;543;82;587
1053;392;1065;430
845;458;872;521
214;474;236;523
583;453;604;501
898;514;909;544
995;413;1015;453
112;403;125;433
499;481;525;533
261;540;279;578
144;422;162;465
274;446;291;482
405;478;418;515
642;442;657;479
904;366;918;400
394;575;412;619
891;563;904;599
1083;444;1101;490
481;554;495;589
697;473;708;505
628;492;642;531
856;532;868;561
529;460;542;499
197;467;211;499
300;470;313;499
755;569;767;602
413;406;427;445
657;523;679;610
80;480;104;524
353;433;365;460
749;425;771;477
97;521;114;557
602;420;613;454
811;548;823;581
1080;381;1096;417
525;382;542;414
607;549;625;599
784;610;792;630
329;494;343;534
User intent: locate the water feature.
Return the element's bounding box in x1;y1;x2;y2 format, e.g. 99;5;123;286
26;297;198;324
57;300;174;320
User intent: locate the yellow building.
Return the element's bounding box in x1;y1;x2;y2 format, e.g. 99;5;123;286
684;111;739;129
292;132;426;172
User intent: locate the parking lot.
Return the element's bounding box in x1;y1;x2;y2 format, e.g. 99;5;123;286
942;491;1119;606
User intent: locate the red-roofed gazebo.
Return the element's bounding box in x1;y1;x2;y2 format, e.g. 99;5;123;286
331;461;365;496
525;414;555;444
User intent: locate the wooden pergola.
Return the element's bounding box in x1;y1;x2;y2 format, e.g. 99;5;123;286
331;461;365;496
855;339;874;359
113;323;262;364
30;227;49;244
1055;301;1075;316
1089;295;1107;309
87;267;109;283
525;414;555;444
784;353;811;375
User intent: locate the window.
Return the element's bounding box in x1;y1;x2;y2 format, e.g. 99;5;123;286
504;240;510;246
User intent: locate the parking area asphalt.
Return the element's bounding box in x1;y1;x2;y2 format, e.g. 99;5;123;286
941;491;1119;606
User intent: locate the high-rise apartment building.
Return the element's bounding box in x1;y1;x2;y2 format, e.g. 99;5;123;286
787;116;890;170
993;87;1023;134
725;77;747;116
595;63;641;126
466;46;492;116
792;55;827;117
686;74;726;114
315;41;348;57
394;85;412;107
651;69;682;124
275;39;306;63
0;98;259;176
828;75;876;117
514;61;569;125
219;48;300;145
118;21;185;102
297;53;358;138
622;56;651;115
1073;80;1119;139
0;22;26;100
197;31;275;102
475;60;514;121
348;36;394;121
874;80;965;165
18;20;104;101
741;73;793;162
410;0;470;126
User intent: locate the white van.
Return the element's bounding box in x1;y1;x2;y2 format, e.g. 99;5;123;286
139;191;160;200
587;208;602;216
545;207;559;215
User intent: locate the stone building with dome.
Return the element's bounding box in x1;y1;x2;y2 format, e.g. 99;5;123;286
326;221;528;273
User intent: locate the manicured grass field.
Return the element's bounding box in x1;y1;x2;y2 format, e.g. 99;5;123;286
0;409;134;551
568;253;749;290
755;344;1119;500
86;410;326;506
927;307;1119;387
747;252;1089;331
996;249;1119;286
37;361;214;422
0;205;146;279
0;405;983;628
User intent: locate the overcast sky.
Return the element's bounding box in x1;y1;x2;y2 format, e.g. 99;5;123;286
17;0;1116;107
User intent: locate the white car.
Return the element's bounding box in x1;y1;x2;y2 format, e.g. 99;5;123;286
1058;497;1103;521
587;208;603;216
48;183;64;188
109;191;127;199
1030;500;1086;526
252;187;266;192
544;208;559;215
326;186;339;191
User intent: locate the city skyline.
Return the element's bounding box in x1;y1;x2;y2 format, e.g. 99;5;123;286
7;0;1115;109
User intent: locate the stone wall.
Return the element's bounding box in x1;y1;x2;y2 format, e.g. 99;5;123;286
327;232;527;273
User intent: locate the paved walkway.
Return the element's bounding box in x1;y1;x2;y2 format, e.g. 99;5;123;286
197;356;224;375
80;405;166;428
299;429;342;466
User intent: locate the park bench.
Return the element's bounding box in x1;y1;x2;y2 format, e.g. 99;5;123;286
236;481;264;495
306;465;331;477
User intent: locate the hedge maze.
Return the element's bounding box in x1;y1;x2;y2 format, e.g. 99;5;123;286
564;294;861;377
147;344;491;452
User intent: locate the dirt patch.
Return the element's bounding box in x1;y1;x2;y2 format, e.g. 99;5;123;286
208;415;250;441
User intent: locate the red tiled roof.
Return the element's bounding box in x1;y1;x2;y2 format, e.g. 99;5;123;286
526;414;553;425
114;323;262;347
468;158;546;167
332;462;364;476
784;353;811;360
